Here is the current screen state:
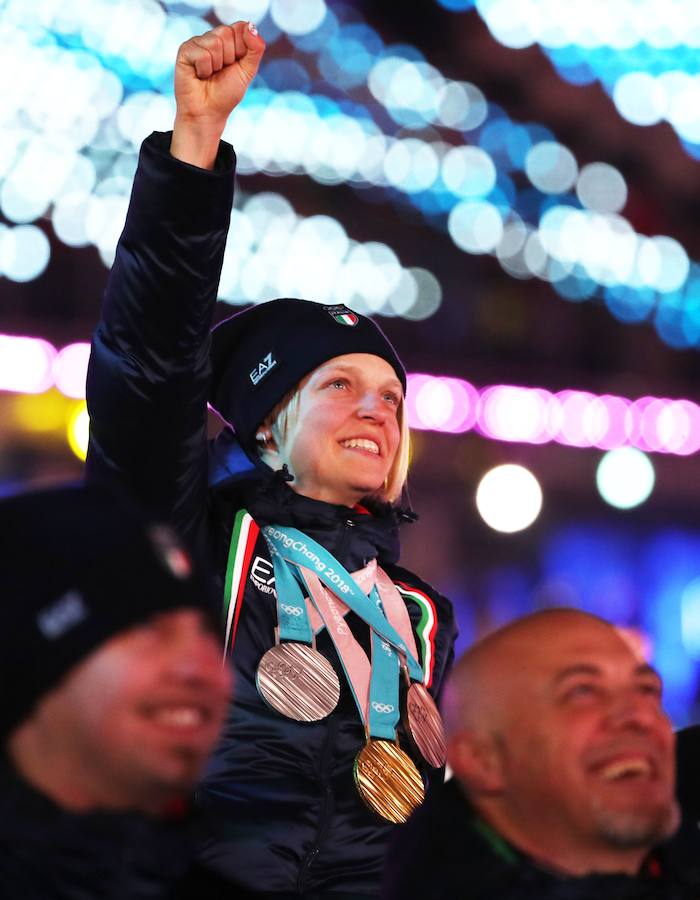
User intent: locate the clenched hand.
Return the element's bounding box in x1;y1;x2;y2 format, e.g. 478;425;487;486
171;21;265;169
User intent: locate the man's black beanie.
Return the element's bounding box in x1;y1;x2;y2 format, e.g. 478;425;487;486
209;299;406;458
0;484;218;741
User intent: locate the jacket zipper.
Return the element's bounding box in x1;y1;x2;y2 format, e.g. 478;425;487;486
334;518;355;565
296;715;337;893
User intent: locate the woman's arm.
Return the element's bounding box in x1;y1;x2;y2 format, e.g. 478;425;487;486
85;23;265;550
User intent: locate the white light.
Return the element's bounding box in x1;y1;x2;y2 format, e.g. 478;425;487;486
635;236;690;293
403;268;442;320
576;162;628;214
596;447;655;509
475;463;543;533
214;0;270;22
525;141;578;194
270;0;326;35
117;92;175;148
0;224;50;282
478;0;537;49
613;72;666;126
442;146;496;198
448;200;503;254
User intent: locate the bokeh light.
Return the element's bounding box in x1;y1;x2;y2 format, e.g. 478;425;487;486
475;464;543;533
67;402;90;462
596;447;656;509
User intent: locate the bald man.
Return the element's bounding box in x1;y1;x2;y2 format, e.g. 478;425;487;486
383;610;700;899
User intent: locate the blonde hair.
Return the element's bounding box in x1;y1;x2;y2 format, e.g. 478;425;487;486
258;379;410;504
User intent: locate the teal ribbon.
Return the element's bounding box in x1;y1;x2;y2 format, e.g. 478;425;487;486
264;524;422;739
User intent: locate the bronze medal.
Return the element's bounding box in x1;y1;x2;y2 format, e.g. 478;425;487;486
353;739;425;824
404;682;447;768
256;643;340;722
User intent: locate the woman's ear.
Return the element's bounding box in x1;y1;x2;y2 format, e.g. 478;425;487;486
255;419;284;471
448;730;505;796
255;416;278;451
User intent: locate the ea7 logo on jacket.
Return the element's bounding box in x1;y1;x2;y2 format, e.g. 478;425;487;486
250;556;276;595
250;352;277;386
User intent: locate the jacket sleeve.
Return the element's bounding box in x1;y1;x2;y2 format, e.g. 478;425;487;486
85;131;236;550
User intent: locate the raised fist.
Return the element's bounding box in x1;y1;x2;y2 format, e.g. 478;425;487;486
171;21;265;168
175;21;265;125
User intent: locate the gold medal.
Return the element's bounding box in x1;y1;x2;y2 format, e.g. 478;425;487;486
353;739;425;823
256;643;340;722
404;682;447;768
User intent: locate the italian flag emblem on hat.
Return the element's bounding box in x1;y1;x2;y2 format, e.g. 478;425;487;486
324;304;359;326
334;311;359;326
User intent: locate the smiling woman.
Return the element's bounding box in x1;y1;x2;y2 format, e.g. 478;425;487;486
85;20;456;900
255;353;406;507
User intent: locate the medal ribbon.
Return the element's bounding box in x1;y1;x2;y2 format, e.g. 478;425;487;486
264;536;314;645
264;525;425;741
299;565;399;740
263;525;423;680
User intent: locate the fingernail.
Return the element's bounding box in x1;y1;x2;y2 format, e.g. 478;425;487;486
247;21;258;36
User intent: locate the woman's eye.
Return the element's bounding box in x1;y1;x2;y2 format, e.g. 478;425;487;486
383;392;399;405
328;379;347;390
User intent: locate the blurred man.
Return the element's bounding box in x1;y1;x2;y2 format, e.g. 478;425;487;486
0;485;233;899
384;609;700;899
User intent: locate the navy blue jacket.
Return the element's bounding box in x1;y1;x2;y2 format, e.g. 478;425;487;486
86;132;457;898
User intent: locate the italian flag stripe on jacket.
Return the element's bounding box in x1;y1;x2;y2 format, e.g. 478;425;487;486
223;510;260;656
394;581;438;689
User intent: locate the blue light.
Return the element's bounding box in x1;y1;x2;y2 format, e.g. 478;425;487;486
485;567;534;628
655;294;692;350
638;531;700;726
681;578;700;659
604;285;656;324
436;0;476;10
488;173;516;211
540;525;700;726
553;271;598;302
318;24;379;89
260;60;311;94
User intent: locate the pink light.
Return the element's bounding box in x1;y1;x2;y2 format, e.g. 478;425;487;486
441;377;479;432
651;399;700;455
595;395;630;449
478;385;551;443
406;374;437;431
414;378;458;431
627;397;658;451
638;398;670;453
6;333;700;458
554;391;598;447
581;396;610;446
0;334;56;394
53;342;90;399
671;401;700;455
406;374;479;433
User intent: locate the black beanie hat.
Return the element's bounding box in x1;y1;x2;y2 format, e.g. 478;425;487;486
209;299;406;457
0;484;218;741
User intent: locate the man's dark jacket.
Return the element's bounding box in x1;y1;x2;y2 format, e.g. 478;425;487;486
85;133;457;897
382;778;700;900
0;763;242;900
